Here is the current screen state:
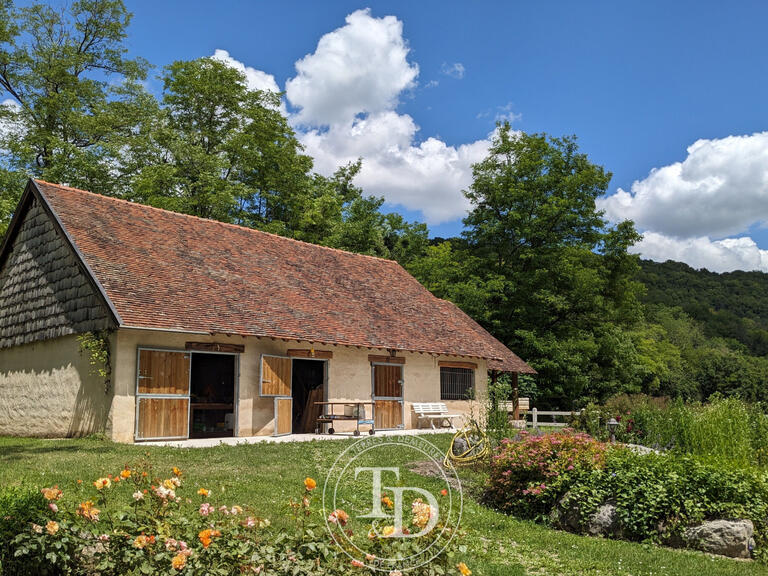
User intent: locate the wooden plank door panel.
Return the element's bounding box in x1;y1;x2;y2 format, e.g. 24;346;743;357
275;397;292;436
137;397;189;439
138;350;190;395
136;350;190;440
262;356;292;396
374;364;402;397
374;400;402;430
373;364;403;429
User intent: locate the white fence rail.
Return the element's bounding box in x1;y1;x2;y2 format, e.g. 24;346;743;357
529;407;581;428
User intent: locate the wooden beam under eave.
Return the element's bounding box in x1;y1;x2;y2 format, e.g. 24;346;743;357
287;349;333;359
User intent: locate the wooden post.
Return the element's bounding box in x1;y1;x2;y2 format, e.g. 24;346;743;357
532;407;538;429
512;372;520;421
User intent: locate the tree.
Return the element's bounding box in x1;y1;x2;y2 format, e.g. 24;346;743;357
128;56;313;224
438;123;645;407
0;0;152;216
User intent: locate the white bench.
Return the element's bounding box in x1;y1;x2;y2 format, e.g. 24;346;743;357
413;402;461;429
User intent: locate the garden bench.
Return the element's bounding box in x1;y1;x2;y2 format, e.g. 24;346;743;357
413;402;461;429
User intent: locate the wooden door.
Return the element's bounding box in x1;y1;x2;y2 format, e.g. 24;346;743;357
261;355;291;396
136;350;190;440
275;397;292;436
373;364;403;429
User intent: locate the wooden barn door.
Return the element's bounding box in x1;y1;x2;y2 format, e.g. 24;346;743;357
372;363;404;430
136;349;191;440
261;355;293;436
274;397;293;436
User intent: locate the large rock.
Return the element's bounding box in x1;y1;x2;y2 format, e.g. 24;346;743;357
549;493;581;532
683;519;755;559
588;503;623;538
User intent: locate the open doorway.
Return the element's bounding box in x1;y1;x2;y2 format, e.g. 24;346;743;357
190;353;236;438
291;359;326;433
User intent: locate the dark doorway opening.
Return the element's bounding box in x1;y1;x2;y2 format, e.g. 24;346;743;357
292;359;325;433
190;353;236;439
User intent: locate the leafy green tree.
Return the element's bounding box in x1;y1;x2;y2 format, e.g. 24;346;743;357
129;56;312;224
0;0;151;213
419;124;646;408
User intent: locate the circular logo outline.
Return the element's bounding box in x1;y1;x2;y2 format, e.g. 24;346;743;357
322;435;463;572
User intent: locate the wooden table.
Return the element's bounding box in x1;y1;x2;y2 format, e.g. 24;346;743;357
314;401;375;436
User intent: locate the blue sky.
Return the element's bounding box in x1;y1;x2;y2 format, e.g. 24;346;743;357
122;2;768;270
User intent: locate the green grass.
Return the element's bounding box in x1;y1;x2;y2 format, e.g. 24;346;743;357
1;435;766;576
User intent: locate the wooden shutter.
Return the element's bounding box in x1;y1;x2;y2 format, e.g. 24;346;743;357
261;355;292;396
138;350;190;395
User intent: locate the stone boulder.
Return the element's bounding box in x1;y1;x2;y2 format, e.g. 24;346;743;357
587;502;623;538
683;519;754;559
549;492;582;532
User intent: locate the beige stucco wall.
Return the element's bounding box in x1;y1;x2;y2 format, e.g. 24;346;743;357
110;328;488;442
0;334;114;437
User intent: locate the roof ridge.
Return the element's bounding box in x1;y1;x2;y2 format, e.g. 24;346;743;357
33;179;401;265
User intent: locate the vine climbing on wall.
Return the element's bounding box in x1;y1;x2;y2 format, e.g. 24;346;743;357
77;330;113;394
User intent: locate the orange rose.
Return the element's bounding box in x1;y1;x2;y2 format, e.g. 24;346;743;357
304;477;317;491
171;553;187;570
120;469;131;479
77;501;100;522
41;487;62;501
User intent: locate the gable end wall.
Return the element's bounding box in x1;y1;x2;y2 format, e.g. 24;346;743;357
0;196;113;348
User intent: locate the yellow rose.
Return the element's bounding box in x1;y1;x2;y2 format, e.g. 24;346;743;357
171;553;187;570
93;478;111;490
45;521;59;536
457;562;472;576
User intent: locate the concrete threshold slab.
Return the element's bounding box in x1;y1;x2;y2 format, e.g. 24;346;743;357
140;427;452;448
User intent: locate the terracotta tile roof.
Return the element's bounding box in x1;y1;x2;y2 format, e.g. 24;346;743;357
34;180;534;373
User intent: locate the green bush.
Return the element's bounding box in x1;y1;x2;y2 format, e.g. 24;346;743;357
485;436;768;561
563;450;768;560
0;486;50;575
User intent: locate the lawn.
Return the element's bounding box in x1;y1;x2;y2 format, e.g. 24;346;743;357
1;435;766;576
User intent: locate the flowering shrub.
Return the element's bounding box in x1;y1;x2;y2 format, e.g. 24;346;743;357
484;430;608;518
8;461;472;575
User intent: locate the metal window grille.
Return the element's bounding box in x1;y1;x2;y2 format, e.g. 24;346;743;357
440;367;474;400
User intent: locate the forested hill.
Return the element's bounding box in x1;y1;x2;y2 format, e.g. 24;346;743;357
638;260;768;356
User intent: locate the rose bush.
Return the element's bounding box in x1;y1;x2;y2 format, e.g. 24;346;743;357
8;460;472;575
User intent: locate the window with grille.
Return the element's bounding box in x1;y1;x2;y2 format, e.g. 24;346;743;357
440;367;474;400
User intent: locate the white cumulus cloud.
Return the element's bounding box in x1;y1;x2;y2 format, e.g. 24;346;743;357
285;9;419;127
212;49;281;94
599;131;768;272
211;9;494;224
600;132;768;238
633;232;768;273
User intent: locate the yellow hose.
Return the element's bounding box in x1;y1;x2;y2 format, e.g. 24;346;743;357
444;421;490;467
